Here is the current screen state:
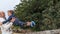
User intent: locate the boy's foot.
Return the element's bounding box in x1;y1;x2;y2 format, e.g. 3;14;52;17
26;21;35;27
30;21;35;27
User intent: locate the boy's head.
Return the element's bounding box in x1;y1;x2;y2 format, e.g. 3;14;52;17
8;10;14;16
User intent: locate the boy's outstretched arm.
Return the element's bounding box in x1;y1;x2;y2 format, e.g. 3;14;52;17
3;16;12;24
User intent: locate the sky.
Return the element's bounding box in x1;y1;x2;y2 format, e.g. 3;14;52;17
0;0;20;18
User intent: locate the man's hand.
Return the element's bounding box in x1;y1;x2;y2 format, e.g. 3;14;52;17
10;17;16;23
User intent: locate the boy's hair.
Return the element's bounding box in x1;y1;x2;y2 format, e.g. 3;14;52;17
8;10;14;14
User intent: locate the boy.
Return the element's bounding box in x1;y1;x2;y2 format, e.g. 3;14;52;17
3;10;35;28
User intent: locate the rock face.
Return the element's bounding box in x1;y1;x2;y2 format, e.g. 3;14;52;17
13;29;60;34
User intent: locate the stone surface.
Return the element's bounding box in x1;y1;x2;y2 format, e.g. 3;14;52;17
1;29;60;34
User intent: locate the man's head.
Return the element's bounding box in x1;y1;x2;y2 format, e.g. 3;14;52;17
8;10;14;16
0;11;5;18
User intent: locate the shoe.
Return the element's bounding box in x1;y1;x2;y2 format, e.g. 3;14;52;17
30;21;35;27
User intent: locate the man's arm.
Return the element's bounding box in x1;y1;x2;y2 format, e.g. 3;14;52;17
3;22;13;29
2;18;15;29
0;22;2;26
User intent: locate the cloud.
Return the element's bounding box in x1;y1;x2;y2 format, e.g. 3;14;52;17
0;0;20;11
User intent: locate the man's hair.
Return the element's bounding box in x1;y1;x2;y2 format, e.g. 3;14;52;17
8;10;14;14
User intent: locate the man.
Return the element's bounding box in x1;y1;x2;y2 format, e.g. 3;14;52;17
0;11;15;34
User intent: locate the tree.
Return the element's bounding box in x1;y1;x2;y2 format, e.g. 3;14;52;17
14;0;60;31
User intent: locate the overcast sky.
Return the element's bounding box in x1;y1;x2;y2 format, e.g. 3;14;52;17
0;0;20;18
